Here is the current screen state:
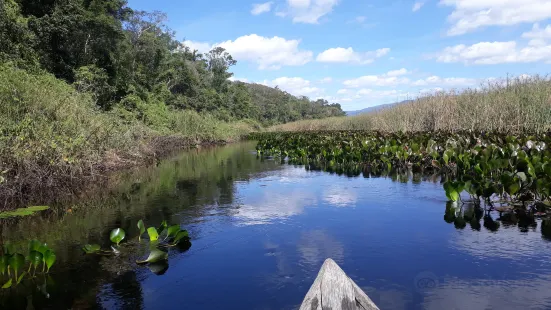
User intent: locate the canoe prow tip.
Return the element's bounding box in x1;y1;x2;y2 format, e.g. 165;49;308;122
299;258;379;310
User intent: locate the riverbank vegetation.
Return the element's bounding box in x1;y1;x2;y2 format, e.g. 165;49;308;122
270;75;551;133
0;0;344;208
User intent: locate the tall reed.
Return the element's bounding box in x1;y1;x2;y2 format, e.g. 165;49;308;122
270;75;551;134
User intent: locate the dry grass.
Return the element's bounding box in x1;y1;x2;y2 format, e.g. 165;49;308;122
270;75;551;134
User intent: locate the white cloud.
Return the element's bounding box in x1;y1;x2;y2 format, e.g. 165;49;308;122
185;35;313;70
435;40;551;64
316;47;390;64
278;0;340;24
386;68;409;76
419;87;445;93
337;89;348;94
251;2;274;15
522;23;551;46
264;77;324;97
182;40;212;54
441;0;551;36
354;89;410;99
412;76;477;87
343;69;411;88
228;77;249;82
218;35;313;69
319;77;333;83
412;1;424;12
355;16;367;23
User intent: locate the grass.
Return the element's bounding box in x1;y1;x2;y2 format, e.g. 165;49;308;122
0;65;258;208
269;75;551;133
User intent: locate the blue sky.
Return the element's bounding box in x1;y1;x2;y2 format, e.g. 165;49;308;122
128;0;551;110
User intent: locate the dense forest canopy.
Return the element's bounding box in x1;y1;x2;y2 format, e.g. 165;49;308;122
0;0;345;125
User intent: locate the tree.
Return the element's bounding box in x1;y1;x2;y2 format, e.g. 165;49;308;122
205;47;236;93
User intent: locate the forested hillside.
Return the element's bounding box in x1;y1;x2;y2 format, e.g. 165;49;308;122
0;0;344;207
0;0;344;125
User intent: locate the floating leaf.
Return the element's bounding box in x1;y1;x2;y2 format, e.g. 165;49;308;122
137;220;146;240
172;230;189;245
2;279;12;289
44;250;56;272
147;262;169;275
136;248;168;264
166;225;180;239
147;227;159;241
83;244;101;254
110;228;126;245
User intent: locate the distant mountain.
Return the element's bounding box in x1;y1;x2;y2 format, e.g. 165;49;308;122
345;100;412;116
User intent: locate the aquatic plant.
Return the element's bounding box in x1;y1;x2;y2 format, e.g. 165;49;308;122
0;240;56;289
251;131;551;209
83;220;190;267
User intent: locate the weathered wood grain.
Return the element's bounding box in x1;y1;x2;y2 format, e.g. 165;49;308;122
299;258;379;310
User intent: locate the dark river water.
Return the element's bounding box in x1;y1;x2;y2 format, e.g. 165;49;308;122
1;141;551;310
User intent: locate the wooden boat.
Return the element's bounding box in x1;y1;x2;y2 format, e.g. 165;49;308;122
299;258;379;310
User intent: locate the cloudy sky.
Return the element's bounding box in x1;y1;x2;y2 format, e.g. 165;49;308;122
128;0;551;110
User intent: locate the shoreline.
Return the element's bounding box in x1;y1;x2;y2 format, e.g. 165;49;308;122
0;134;247;211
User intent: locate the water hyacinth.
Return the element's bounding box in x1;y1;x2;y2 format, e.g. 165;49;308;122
252;131;551;212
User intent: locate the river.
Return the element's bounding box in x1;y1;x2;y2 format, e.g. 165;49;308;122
1;141;550;309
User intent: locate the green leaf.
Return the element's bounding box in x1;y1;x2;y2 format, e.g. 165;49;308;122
443;181;460;202
147;227;159;241
37;243;49;255
137;220;146;240
136;248;168;264
0;256;7;276
157;221;168;235
516;172;527;183
2;279;12;289
28;251;43;270
82;244;101;254
166;225;180;239
172;230;189;244
474;164;483;175
44;250;56;272
3;243;15;255
8;254;24;278
508;181;521;196
110;228;126;245
16;271;26;285
28;240;41;254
